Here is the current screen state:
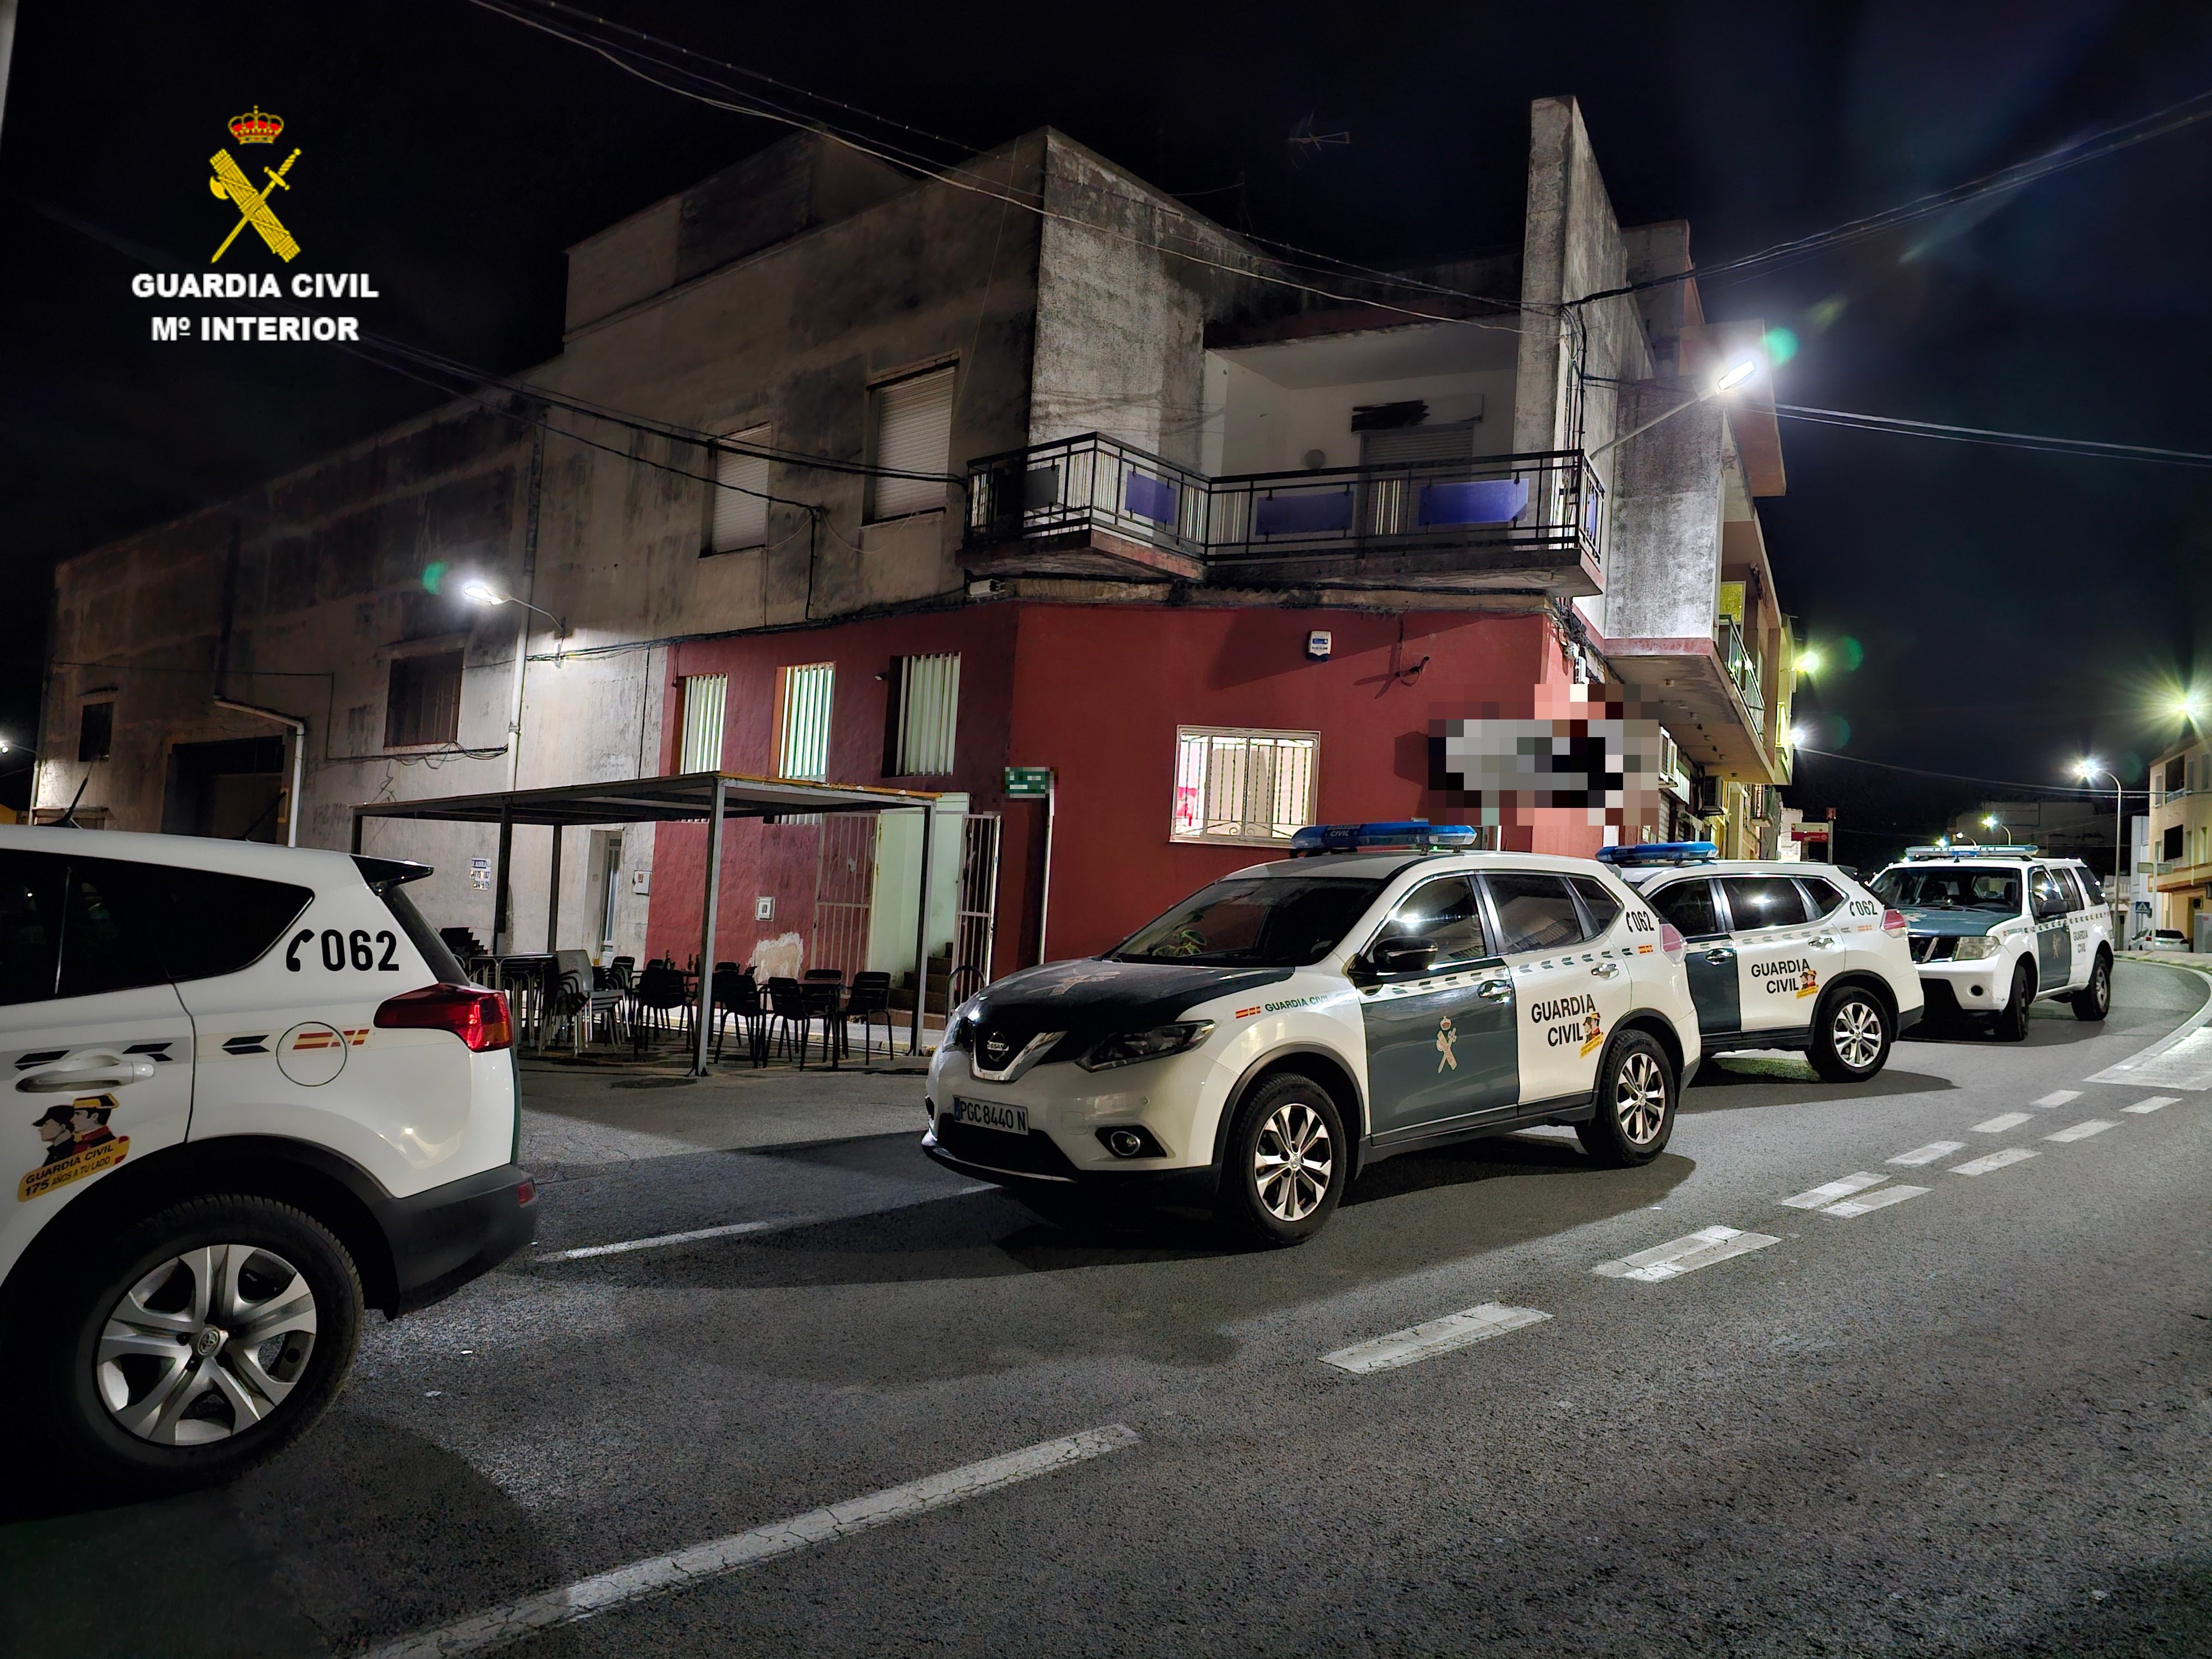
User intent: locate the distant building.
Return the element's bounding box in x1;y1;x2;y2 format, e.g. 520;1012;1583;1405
1944;799;2114;863
2147;736;2211;947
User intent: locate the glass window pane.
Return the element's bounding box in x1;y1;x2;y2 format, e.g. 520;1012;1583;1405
1648;878;1721;938
1569;876;1623;935
0;851;66;1005
1483;873;1587;954
1720;876;1811;931
1384;877;1490;966
1796;876;1844;916
56;865;169;1000
1115;876;1384;968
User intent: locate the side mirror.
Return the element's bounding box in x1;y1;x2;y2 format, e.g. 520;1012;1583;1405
1366;935;1438;978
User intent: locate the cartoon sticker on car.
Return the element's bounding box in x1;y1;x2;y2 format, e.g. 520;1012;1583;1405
18;1094;131;1202
1579;1009;1604;1056
1796;966;1820;999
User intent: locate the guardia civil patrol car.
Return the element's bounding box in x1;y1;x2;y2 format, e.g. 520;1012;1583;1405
922;823;1702;1245
0;827;535;1494
1601;843;1922;1082
1868;844;2114;1039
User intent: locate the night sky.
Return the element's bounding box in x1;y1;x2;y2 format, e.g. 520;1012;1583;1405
4;2;2209;856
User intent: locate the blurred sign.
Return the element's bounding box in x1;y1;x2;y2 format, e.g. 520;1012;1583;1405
1004;766;1052;798
469;857;491;890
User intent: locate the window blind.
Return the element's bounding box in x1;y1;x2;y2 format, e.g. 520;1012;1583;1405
869;367;954;521
678;674;727;773
894;653;960;775
711;425;772;552
777;663;834;780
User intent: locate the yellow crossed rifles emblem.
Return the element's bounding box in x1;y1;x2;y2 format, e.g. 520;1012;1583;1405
209;145;301;264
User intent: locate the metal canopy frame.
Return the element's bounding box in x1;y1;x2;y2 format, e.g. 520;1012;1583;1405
350;771;946;1074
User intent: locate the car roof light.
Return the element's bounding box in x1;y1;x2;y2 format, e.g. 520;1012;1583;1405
1595;841;1718;867
1903;843;2039;859
1288;821;1479;855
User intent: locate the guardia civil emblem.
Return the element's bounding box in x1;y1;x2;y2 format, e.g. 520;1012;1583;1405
208;106;302;263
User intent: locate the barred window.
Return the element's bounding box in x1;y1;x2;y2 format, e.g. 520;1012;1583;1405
678;674;727;773
775;663;834;781
890;654;959;776
1171;727;1318;846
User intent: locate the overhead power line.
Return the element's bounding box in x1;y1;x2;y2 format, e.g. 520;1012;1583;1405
1773;403;2212;468
1796;747;2150;798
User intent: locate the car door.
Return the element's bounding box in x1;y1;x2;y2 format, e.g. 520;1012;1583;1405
1357;874;1518;1137
1791;873;1855;1003
1485;871;1629;1104
0;851;197;1288
1717;875;1818;1035
2055;868;2094;989
2028;865;2073;989
1643;876;1739;1036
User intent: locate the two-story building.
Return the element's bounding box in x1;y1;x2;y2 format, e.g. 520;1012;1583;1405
2147;734;2211;947
34;98;1797;997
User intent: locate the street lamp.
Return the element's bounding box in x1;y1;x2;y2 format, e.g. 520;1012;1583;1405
1794;648;1823;677
1980;814;2008;841
460;579;567;637
2076;759;2125;905
1586;359;1764;460
0;737;36;756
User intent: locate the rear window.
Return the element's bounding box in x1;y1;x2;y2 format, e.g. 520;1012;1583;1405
374;881;468;983
1796;875;1845;916
76;858;314;985
2074;867;2105;905
1721;876;1812;931
1483;873;1588;954
1568;877;1623;935
0;852;66;1005
1647;878;1721;938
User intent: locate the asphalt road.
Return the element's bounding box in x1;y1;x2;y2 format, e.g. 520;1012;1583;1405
6;960;2209;1658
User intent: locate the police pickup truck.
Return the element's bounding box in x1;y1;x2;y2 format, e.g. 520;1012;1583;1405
922;823;1703;1245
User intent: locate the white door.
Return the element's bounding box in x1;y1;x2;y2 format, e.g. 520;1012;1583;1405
1485;872;1634;1105
1718;874;1821;1034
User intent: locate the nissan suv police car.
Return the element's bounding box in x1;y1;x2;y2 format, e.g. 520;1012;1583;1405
921;823;1702;1245
1601;843;1922;1082
1869;844;2115;1039
0;826;535;1494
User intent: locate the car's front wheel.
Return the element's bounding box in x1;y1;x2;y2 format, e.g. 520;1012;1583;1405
28;1194;362;1496
1808;985;1892;1082
1576;1029;1677;1166
2071;949;2112;1021
1995;961;2036;1042
1217;1072;1346;1247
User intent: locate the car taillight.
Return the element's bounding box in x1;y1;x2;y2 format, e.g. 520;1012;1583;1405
1660;922;1686;963
1881;907;1908;937
375;984;514;1051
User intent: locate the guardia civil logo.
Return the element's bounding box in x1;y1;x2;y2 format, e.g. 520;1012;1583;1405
209;105;302;263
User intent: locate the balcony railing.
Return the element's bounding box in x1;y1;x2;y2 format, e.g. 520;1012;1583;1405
966;432;1604;582
1716;613;1765;734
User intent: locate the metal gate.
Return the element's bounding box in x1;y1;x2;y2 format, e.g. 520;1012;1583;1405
810;813;876;979
950;812;1001;1004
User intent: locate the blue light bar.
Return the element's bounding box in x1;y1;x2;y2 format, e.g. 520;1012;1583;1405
1290;821;1479;854
1597;841;1718;867
1904;843;2039;859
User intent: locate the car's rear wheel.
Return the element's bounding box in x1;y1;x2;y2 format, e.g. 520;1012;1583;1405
1217;1073;1345;1247
2071;949;2112;1021
1995;961;2036;1041
1808;985;1892;1082
28;1194;362;1496
1575;1030;1677;1166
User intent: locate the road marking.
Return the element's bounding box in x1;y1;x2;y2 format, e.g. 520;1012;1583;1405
2044;1119;2116;1142
2086;975;2212;1087
1888;1141;1966;1166
534;1185;997;1262
1778;1172;1889;1209
1823;1184;1928;1217
2122;1095;2179;1114
1593;1225;1780;1282
1949;1147;2038;1176
1321;1303;1551;1374
1971;1112;2033;1134
364;1425;1140;1659
2033;1090;2081;1108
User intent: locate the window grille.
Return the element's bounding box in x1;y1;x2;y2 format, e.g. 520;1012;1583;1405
384;652;463;748
710;425;772;552
893;654;960;776
868;366;954;521
775;663;834;781
1171;726;1318;845
678;674;727;773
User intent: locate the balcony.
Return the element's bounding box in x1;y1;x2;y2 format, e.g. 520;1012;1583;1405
1599;612;1782;786
963;433;1605;596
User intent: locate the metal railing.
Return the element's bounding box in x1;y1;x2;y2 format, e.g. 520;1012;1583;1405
967;432;1605;571
1716;613;1765;734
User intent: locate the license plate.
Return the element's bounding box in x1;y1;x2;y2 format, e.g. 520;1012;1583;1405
952;1097;1029;1136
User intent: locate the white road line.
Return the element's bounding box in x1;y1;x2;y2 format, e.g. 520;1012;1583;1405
2086;972;2212;1087
1778;1172;1890;1209
1823;1184;1928;1218
1949;1147;2038;1176
1888;1141;1966;1166
2033;1089;2081;1108
1593;1225;1780;1282
2122;1095;2180;1114
534;1184;997;1262
1971;1112;2033;1134
2044;1119;2116;1142
1321;1303;1551;1374
364;1425;1140;1659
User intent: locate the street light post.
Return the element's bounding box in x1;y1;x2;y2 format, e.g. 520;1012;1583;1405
1585;359;1761;461
2075;760;2125;934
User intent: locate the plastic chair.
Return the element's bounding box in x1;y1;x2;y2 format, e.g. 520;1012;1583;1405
763;978;807;1067
799;978;846;1067
712;969;764;1066
844;971;895;1063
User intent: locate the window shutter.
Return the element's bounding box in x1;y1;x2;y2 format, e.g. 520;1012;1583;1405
679;674;727;773
869;367;955;520
776;663;834;781
894;653;961;776
711;426;772;552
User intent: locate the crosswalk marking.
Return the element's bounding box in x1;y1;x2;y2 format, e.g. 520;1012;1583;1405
1320;1303;1551;1374
1778;1172;1888;1209
1593;1225;1780;1282
1823;1184;1927;1218
2044;1119;2116;1142
1888;1141;1966;1166
1971;1112;2033;1134
1949;1147;2038;1176
2122;1095;2179;1114
2033;1090;2081;1108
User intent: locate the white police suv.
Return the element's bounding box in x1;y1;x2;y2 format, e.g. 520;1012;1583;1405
922;823;1702;1245
0;826;535;1494
1602;843;1922;1082
1869;844;2115;1039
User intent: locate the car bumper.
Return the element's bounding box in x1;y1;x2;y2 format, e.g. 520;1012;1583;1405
383;1161;538;1316
921;1125;1220;1209
1915;956;2012;1015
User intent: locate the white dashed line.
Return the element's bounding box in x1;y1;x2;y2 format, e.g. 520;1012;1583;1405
1971;1112;2033;1134
1823;1184;1927;1218
1593;1225;1781;1282
2122;1095;2179;1114
1949;1147;2038;1176
1778;1172;1889;1210
2033;1090;2081;1108
2044;1119;2116;1143
1888;1141;1966;1166
364;1425;1140;1658
534;1185;997;1261
1321;1303;1551;1374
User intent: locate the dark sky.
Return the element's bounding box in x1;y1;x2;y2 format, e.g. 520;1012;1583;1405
4;2;2209;851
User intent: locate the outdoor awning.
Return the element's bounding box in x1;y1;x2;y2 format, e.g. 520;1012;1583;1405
350;771;948;1072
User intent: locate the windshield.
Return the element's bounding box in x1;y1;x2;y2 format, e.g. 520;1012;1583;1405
1113;875;1384;967
1871;866;2022;914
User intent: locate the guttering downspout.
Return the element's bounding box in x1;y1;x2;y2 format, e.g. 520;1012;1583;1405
214;697;307;847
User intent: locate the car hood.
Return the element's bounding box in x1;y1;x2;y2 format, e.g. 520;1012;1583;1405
958;958;1295;1065
1898;907;2012;937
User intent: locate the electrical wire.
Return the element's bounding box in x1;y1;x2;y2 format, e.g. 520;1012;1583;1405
1796;746;2149;797
1773;404;2212;468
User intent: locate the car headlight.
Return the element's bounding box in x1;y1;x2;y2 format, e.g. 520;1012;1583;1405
943;999;979;1051
1075;1020;1215;1072
1951;935;2001;961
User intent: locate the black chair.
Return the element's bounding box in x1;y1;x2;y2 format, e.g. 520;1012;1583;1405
629;962;692;1048
799;978;846;1068
763;977;808;1066
712;969;764;1066
844;971;895;1062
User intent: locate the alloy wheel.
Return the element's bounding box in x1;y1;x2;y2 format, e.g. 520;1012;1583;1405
1253;1101;1333;1222
1614;1050;1669;1146
96;1244;319;1446
1832;999;1884;1071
